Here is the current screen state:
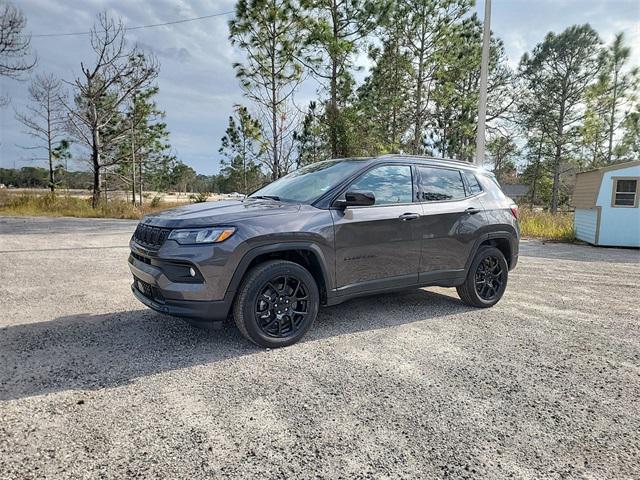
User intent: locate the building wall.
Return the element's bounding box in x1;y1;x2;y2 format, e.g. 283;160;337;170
573;170;602;208
596;165;640;247
574;208;598;244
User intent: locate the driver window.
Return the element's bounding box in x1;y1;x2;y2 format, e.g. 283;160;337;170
349;165;413;205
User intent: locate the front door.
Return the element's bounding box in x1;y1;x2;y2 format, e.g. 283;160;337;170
331;164;422;294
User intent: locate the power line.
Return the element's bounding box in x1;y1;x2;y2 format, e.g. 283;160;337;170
31;11;234;38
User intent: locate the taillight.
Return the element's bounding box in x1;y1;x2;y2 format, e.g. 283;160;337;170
510;204;519;220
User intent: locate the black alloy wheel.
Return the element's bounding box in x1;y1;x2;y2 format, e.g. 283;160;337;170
474;255;505;301
233;260;319;348
255;274;310;338
457;246;509;308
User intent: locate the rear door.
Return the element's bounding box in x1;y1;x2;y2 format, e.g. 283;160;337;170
415;166;486;280
331;164;422;293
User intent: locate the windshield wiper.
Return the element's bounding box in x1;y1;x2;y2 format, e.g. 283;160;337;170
252;195;281;201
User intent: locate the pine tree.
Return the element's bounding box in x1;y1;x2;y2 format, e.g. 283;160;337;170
229;0;304;180
219;105;265;194
356;4;414;154
519;25;603;213
294;101;326;167
579;73;610;168
302;0;391;157
115;86;175;203
429;14;514;161
401;0;471;154
604;33;637;164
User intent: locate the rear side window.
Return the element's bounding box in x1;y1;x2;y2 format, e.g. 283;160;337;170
417;166;466;202
463;171;482;195
349;165;413;205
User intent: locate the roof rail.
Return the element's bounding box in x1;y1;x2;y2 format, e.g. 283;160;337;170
377;153;472;165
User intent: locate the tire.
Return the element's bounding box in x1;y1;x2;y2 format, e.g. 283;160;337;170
233;260;319;348
457;246;509;308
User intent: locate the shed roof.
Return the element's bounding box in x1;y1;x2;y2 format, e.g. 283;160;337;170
572;160;640;209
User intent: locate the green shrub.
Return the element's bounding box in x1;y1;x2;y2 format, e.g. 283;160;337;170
150;195;162;208
189;192;209;203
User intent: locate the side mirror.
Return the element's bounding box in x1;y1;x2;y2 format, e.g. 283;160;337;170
336;190;375;209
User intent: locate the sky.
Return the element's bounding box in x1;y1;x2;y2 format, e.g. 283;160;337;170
0;0;638;175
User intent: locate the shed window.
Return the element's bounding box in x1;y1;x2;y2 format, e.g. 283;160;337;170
613;178;638;207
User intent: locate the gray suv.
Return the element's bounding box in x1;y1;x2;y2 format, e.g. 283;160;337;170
129;156;519;348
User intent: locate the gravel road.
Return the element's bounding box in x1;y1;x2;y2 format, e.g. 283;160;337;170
1;216;639;479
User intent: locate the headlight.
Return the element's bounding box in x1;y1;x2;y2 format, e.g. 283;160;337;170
168;227;235;245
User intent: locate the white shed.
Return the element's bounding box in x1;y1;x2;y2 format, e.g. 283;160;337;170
572;160;640;247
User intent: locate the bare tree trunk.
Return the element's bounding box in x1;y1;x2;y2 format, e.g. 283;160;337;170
413;51;424;154
46;95;55;192
47;128;54;192
91;129;101;208
328;2;340;159
551;141;561;214
550;102;565;214
103;169;108;202
139;156;143;206
269;14;280;181
327;59;339;158
530;136;544;208
271;99;278;180
606;67;619;164
242;136;247;194
131;121;136;205
92;167;100;206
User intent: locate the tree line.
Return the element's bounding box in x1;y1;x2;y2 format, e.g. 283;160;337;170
220;0;638;212
2;1;638;212
0;165;235;195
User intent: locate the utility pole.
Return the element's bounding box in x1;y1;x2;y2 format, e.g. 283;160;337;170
131;115;137;206
475;0;491;166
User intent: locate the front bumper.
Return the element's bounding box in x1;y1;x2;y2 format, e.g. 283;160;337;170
128;243;234;322
131;283;230;322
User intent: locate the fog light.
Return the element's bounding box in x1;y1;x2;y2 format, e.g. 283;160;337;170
189;267;196;277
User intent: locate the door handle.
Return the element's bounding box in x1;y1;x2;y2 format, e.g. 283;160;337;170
399;212;420;221
465;207;482;214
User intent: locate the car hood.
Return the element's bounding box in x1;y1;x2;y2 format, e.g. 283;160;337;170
141;198;301;228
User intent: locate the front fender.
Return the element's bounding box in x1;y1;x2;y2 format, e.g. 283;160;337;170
224;241;334;299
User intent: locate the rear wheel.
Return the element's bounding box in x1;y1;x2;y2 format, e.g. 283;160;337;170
233;260;319;348
457;246;508;308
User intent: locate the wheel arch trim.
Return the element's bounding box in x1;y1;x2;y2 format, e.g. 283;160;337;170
465;229;518;273
225;242;332;300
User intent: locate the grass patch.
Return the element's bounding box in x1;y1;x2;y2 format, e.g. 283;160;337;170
519;208;575;242
0;191;576;242
0;191;172;220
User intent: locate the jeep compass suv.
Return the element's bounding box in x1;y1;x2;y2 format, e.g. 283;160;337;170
129;156;519;348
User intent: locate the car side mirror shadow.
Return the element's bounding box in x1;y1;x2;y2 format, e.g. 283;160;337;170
335;190;375;209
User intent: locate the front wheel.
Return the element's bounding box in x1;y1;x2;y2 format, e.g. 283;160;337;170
233;260;319;348
457;246;508;308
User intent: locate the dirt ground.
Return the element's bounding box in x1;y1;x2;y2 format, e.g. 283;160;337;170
1;216;639;479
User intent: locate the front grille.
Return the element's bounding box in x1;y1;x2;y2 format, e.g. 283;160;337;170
133;276;165;303
133;223;171;249
130;251;151;265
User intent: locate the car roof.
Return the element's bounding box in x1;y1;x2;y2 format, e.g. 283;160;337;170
312;155;489;174
355;154;483;171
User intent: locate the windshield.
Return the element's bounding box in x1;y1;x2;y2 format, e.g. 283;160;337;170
250;160;364;203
